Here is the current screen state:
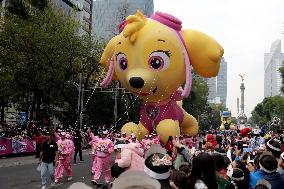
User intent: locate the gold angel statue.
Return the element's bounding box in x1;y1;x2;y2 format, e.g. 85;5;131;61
239;74;245;82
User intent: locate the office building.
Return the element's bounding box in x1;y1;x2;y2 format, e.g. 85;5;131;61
207;58;227;106
264;40;284;97
92;0;154;41
52;0;93;35
217;58;227;105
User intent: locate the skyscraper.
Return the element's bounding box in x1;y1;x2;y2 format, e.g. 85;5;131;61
264;40;284;97
52;0;93;35
0;0;93;35
0;0;8;19
92;0;154;41
207;77;217;104
207;58;227;106
217;58;227;105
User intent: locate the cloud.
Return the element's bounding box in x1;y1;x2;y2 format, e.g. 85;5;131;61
154;0;284;117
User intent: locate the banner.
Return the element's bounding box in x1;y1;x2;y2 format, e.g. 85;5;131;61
0;138;13;156
0;138;35;156
19;112;27;126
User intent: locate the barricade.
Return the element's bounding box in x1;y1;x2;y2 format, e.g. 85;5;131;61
0;137;35;156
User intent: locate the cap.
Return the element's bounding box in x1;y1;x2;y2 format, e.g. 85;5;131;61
144;145;172;180
231;168;244;181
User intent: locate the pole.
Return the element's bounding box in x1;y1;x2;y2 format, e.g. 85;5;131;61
114;82;118;128
80;84;84;130
78;63;83;129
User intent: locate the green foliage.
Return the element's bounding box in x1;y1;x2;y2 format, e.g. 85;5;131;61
280;65;284;94
0;3;104;124
182;73;230;130
251;96;284;127
7;0;30;19
183;72;209;119
204;103;228;130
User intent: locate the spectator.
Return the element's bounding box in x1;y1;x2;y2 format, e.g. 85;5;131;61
178;162;191;176
233;160;250;188
166;136;173;157
188;152;218;189
259;152;284;189
173;143;186;170
266;139;282;159
250;154;265;188
212;153;234;189
144;144;172;189
278;152;284;174
111;170;160;189
254;179;272;189
169;170;189;189
231;168;246;189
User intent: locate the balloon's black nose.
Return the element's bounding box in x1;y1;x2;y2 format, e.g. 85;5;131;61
129;77;144;89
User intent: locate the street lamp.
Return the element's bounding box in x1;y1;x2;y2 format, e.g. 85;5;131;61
67;63;84;130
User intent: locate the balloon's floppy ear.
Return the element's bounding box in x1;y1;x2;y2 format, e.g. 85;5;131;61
100;36;119;87
182;29;224;77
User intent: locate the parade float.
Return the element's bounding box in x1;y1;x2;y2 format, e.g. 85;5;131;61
219;111;235;131
99;11;224;143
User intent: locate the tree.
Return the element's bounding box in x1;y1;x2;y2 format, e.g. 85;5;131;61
251;96;284;128
280;64;284;94
183;72;209;119
203;103;228;130
0;3;104;124
182;72;219;130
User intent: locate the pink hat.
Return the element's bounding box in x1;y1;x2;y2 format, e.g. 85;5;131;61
150;12;192;97
102;11;192;98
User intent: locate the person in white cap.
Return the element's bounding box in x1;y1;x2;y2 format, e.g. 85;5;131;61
144;144;173;189
91;130;114;186
54;132;75;183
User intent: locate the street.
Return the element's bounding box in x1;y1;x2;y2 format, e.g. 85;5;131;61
0;150;106;189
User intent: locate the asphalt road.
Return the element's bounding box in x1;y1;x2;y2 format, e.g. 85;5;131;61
0;151;110;189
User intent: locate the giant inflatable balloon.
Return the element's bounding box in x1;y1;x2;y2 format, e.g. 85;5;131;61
220;111;235;131
100;11;224;143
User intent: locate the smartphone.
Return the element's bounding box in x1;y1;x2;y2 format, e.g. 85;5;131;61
237;141;243;150
199;142;203;150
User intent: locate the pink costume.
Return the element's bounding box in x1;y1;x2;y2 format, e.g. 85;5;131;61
54;139;75;181
116;143;144;171
141;139;149;151
153;136;161;145
89;132;99;174
54;132;60;143
92;137;114;183
140;88;184;133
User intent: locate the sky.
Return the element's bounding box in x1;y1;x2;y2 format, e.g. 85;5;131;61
154;0;284;117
